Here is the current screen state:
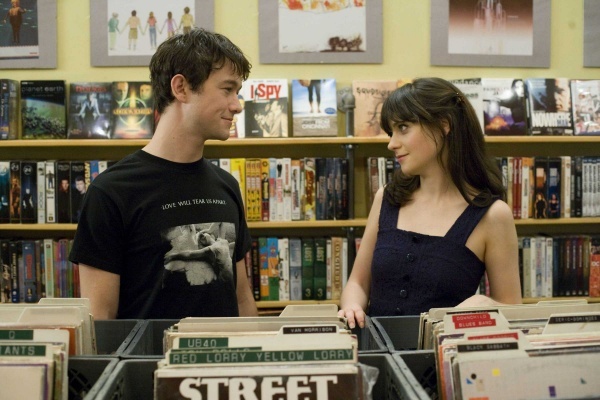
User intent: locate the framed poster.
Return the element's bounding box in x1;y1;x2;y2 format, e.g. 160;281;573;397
90;0;214;67
584;0;600;67
0;0;57;69
430;0;551;68
259;0;382;64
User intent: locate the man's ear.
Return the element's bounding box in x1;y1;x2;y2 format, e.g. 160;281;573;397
171;74;188;102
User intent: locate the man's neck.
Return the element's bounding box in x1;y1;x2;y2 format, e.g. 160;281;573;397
143;110;205;163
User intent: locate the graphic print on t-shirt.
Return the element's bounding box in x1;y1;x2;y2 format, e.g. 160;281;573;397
162;222;235;286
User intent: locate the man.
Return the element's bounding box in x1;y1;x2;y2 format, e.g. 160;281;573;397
9;177;20;220
57;178;70;223
69;29;257;319
265;100;288;137
5;0;26;45
139;83;152;102
21;187;34;220
124;10;141;51
180;6;194;34
70;175;86;223
114;81;129;107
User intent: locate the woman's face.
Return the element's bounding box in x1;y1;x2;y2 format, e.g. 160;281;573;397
387;120;441;177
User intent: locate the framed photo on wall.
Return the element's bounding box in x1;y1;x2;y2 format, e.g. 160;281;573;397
259;0;383;64
90;0;214;67
0;0;57;69
584;0;600;67
430;0;551;68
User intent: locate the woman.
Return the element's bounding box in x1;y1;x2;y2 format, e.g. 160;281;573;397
160;11;178;38
339;77;522;328
145;11;158;49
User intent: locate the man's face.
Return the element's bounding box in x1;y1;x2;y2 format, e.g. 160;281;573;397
61;179;69;191
116;82;129;102
75;180;86;193
140;84;152;101
183;62;243;141
272;101;281;114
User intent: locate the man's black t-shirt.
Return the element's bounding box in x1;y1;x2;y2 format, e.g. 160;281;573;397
69;150;251;319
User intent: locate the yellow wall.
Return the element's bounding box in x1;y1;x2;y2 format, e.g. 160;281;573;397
1;0;597;86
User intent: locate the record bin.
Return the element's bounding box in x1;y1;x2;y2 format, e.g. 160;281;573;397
68;357;119;400
354;315;387;353
88;319;145;357
372;315;421;352
392;350;438;400
94;359;157;400
121;319;178;358
94;354;418;400
121;317;387;358
360;353;425;400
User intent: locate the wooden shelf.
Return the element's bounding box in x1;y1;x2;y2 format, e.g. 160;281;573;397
0;138;350;148
0;139;148;148
256;300;339;309
248;220;367;229
4;217;600;233
2;135;600;149
257;298;600;309
523;297;600;304
1;137;358;148
0;220;367;232
1;223;77;232
252;217;600;230
258;298;600;308
484;136;600;144
514;217;600;226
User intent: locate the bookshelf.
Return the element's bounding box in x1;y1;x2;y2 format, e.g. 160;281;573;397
1;137;362;310
2;135;600;306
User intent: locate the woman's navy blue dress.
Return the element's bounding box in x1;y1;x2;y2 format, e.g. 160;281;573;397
368;197;498;316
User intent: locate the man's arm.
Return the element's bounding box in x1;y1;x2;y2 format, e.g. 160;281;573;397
235;258;257;316
78;263;120;320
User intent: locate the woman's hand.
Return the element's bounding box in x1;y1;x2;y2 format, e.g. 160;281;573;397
456;294;501;308
338;305;367;329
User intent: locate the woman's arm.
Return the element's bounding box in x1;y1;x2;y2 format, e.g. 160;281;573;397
338;187;384;328
476;200;523;305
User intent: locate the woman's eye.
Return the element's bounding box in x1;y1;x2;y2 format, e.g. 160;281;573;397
396;124;408;133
